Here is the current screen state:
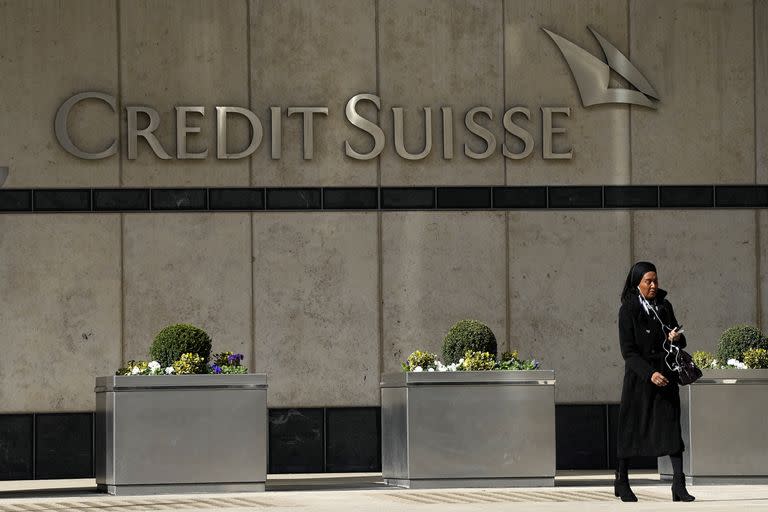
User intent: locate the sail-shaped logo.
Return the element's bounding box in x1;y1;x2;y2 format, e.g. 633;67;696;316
543;26;659;109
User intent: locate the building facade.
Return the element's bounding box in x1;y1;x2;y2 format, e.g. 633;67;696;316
1;0;766;477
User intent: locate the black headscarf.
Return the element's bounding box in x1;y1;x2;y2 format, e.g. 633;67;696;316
621;261;657;304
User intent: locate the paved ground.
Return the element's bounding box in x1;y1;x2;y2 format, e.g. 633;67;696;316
1;471;767;511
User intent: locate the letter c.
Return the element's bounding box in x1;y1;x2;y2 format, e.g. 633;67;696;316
55;92;118;160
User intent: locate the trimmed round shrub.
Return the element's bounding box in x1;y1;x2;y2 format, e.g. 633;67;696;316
442;319;497;364
149;324;212;368
716;324;767;363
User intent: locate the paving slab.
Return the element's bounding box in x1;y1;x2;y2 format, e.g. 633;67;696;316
0;472;766;511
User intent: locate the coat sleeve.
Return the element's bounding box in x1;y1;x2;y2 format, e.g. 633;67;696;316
619;305;655;380
666;300;687;349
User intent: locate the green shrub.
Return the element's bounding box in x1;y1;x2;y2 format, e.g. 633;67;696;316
497;350;540;370
172;353;206;375
149;324;212;367
442;320;497;364
744;348;768;369
716;325;767;364
461;350;496;371
692;351;716;370
402;350;437;372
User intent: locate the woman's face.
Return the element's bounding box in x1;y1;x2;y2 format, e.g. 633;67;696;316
638;271;658;299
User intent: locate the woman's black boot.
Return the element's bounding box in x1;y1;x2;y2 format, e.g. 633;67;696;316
671;474;695;502
614;470;638;502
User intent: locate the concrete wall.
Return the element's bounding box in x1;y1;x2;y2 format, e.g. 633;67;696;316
0;0;765;411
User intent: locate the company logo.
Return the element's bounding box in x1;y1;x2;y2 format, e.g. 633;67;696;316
543;26;659;109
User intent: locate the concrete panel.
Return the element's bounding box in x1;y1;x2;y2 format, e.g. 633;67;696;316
504;0;630;185
250;0;377;186
634;211;757;355
378;0;504;186
508;212;630;403
120;0;249;186
382;212;507;373
0;0;118;187
252;213;379;407
758;0;768;184
630;0;754;184
123;213;252;363
760;212;768;333
0;215;121;412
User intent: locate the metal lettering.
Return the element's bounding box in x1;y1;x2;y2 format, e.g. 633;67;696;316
216;107;263;159
542;107;573;159
464;107;496;160
127;106;172;160
344;94;385;160
502;107;534;160
54;92;118;160
393;107;432;160
441;107;453;159
271;106;282;160
287;107;329;160
176;106;207;159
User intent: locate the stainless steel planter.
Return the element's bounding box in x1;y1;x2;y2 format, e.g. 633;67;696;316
381;370;556;489
658;369;768;484
95;374;267;495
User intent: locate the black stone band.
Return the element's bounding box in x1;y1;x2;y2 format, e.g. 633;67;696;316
1;185;768;212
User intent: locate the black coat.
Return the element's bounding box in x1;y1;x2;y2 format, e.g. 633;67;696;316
617;288;686;458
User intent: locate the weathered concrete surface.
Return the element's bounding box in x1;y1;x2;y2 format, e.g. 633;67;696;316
508;211;630;403
504;0;630;185
122;213;252;362
252;213;379;407
120;0;250;186
0;0;118;187
378;0;505;186
757;0;768;184
630;0;754;184
250;0;377;186
382;212;507;372
634;211;757;354
0;215;121;412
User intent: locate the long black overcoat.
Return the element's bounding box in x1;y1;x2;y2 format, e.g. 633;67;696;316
617;288;686;458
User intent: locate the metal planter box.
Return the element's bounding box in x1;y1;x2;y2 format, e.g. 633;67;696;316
658;369;768;484
95;374;267;495
381;370;556;489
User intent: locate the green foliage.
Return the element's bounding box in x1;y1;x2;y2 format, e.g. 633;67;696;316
403;350;437;372
692;351;716;370
743;348;768;369
149;324;212;367
221;365;248;374
442;320;497;364
497;350;540;370
461;350;496;371
716;324;767;364
172;353;206;375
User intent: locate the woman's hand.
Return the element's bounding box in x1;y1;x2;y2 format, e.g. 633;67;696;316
667;327;682;344
651;371;669;387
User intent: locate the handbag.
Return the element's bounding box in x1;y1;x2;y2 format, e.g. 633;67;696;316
664;343;702;386
638;291;702;385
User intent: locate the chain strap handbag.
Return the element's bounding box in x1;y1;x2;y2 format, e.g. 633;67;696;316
638;291;702;386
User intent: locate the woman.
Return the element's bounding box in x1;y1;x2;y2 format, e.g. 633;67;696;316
615;261;695;502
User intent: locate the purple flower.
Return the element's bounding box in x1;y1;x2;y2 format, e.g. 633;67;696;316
210;364;222;374
227;353;244;364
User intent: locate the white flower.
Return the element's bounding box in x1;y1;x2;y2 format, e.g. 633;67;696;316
458;358;465;364
131;366;140;375
447;363;459;371
148;361;161;370
727;358;747;369
711;360;718;368
427;368;434;372
165;367;175;374
413;366;423;372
